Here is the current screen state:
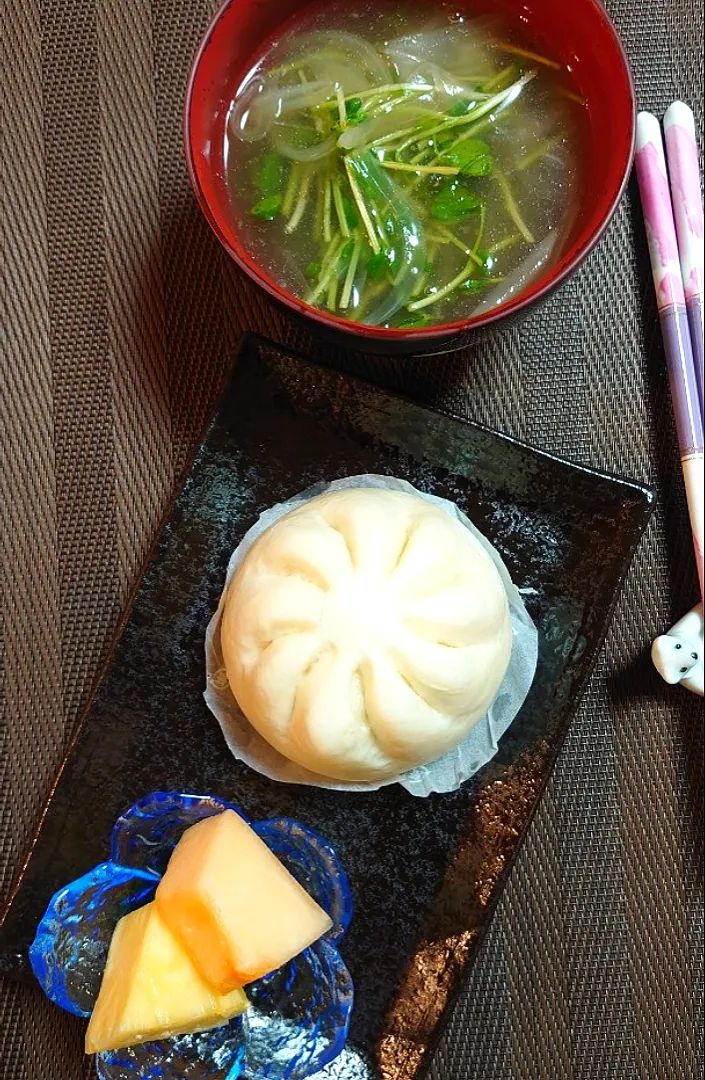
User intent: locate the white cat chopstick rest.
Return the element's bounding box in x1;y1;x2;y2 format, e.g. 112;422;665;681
651;603;704;697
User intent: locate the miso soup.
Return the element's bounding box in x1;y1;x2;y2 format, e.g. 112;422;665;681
225;1;586;329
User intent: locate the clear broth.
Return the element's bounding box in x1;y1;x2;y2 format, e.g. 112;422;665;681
225;1;586;329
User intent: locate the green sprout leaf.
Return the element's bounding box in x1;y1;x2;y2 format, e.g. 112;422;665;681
434;132;456;153
460;276;491;293
250;194;283;221
333;97;367;137
431;181;483;224
395;310;433;328
305;261;323;282
440;138;494;177
367;250;392;280
449;98;474;117
345;97;367;125
251;152;288;196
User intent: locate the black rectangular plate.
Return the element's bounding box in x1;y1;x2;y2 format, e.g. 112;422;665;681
0;335;654;1080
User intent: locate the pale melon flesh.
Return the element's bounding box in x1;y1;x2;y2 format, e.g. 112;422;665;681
155;809;333;993
85;902;248;1055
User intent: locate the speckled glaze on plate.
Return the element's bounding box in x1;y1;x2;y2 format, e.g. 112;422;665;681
0;335;654;1080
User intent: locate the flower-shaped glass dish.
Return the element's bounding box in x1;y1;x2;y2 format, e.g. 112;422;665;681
30;792;354;1080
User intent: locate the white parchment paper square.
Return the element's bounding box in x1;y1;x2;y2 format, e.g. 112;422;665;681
205;475;538;796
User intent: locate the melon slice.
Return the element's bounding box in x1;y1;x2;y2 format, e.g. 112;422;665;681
85;902;248;1054
155;809;333;993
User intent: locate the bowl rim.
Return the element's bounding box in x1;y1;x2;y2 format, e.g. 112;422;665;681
183;0;636;342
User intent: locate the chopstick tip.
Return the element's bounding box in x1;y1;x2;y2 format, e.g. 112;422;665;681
664;101;696;131
636;111;663;151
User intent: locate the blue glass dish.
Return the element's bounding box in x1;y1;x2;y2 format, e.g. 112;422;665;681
30;792;354;1080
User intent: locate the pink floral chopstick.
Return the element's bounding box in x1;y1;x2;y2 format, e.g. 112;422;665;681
635;111;704;598
664;102;704;419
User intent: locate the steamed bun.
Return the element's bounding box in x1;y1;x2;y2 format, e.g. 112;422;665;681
221;488;512;782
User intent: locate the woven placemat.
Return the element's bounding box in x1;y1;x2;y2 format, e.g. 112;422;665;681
1;0;702;1077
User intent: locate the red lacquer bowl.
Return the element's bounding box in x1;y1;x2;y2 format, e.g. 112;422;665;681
185;0;635;356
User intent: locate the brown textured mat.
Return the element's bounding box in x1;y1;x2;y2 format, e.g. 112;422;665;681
1;0;702;1077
